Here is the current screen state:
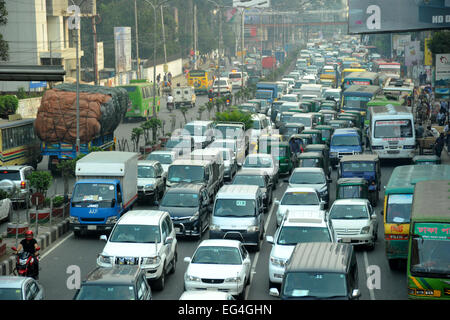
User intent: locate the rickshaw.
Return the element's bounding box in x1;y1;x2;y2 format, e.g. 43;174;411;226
304;144;331;178
279;123;305;140
319;110;338;124
288;134;306;157
297;133;313;146
328;119;350;129
338;154;381;206
311;112;324;125
314;125;334;145
301;129;322;145
271;101;286;123
336;178;370;202
277;141;298;175
412;155;441;165
297;152;327;175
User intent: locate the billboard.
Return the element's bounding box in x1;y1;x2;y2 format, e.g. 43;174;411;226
348;0;450;34
114;27;132;73
405;41;421;67
233;0;270;8
424;38;433;66
436;53;450;82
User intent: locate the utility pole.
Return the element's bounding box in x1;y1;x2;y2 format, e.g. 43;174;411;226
161;6;167;75
92;15;99;85
134;0;140;79
241;7;244;89
193;4;198;69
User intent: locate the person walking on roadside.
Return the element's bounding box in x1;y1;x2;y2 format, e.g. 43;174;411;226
434;132;445;157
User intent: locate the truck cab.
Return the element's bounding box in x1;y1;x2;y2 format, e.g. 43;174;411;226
329;129;363;167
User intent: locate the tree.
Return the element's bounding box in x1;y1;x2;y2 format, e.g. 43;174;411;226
131;127;143;152
57;154;86;202
0;0;8;61
214;109;253;131
428;31;450;59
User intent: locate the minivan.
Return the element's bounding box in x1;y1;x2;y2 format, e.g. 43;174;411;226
209;185;265;251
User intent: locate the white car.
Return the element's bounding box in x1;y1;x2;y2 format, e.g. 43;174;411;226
179;291;235;300
266;210;337;287
288;168;331;208
207;138;244;168
183;239;251;299
145;150;178;174
275;187;325;227
0;198;12;222
242;153;279;187
183;121;214;149
212;78;232;95
97;210;178;291
327;199;378;250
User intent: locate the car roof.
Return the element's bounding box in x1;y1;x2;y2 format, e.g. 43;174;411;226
83;266;141;285
197;239;241;248
138;160;160;166
0;276;29;288
333;128;359;135
217;184;260;198
340;154;379;162
284;186;318;193
149;150;176;155
0;166;31;170
235;169;268;176
282;210;327;227
292;167;325;174
117;210;168;226
185;121;213;126
179;291;233;300
165;183;204;193
332;198;370;206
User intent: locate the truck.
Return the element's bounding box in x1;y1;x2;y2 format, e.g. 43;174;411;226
262;56;276;69
166;159;222;202
213;122;249;163
172;85;196;108
35;84;129;174
256;82;280;105
69;151;139;237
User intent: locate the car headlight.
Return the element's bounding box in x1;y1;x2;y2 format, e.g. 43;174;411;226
361;226;371;234
224;276;241;283
330;152;338;157
68;216;79;224
141;256;161;266
106;216;118;224
144;184;155;190
210;224;221;231
247;225;260;232
270;257;287;267
185;274;202;282
98;254;112;265
189;211;199;222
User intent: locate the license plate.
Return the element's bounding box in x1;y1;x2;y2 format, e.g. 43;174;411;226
342;238;351;243
387;150;399;154
87;225;97;230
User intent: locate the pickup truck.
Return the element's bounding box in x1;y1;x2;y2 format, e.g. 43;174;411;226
69;151;139;236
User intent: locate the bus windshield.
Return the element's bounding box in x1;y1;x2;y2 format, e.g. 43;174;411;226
343;97;370;110
386;194;413;224
374;120;413;138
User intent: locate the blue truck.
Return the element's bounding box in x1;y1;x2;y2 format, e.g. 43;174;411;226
69;151;139;237
256;82;280;104
329;128;364;167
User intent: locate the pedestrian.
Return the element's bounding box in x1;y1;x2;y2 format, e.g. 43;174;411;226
167;72;172;84
437;110;446;126
157;73;161;84
163;73;167;82
434;132;445;157
416;122;424;138
444;121;450;149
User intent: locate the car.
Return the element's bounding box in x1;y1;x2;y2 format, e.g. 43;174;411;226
329;128;363;167
275;187;326;227
146;150;178;174
97;210;178;291
207;139;244;169
0;165;34;208
137;160;166;204
179;291;235;300
158;183;211;239
0;276;44;300
73;266;152;300
242;153;279;187
266;210;337;287
183;121;215;149
232;169;273;211
327;199;378;250
249;114;272;149
183;239;251;299
212;77;232;95
287;168;331;208
0;197;12;222
165;136;194;156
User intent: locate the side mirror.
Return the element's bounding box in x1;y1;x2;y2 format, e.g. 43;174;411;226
371;214;377;220
320;201;326;210
154;200;160;206
337;238;343;243
352;289;361;299
266;235;274;243
208;204;214;212
274;200;280;205
380;210;384;216
269;288;280;297
184;257;192;263
165;236;174;245
100;235;108;242
111;198;116;208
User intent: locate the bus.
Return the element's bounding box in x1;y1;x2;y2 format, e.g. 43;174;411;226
341;85;382;120
0;118;41;168
383;165;450;269
119;80;159;120
187;69;213;94
407;180;450;300
375;62;401;79
367;105;415;160
341;68;366;82
383;78;414;107
342;71;380;90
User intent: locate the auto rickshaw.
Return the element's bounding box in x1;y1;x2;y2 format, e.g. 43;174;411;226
338;113;360;128
297;133;313;146
341;110;363;128
297;152;328;176
338;154;381;206
328;119;350;129
311;113;324;126
319;110;338;124
302;99;320;112
277;141;298;175
320;101;338;111
300;101;313;113
288;134;306;157
258;133;287;153
279;123;305;140
304;144;331;178
301;129;322;145
336;178;370;202
314;125;334;145
412;155;441;165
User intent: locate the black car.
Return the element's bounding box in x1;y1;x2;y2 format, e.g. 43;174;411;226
231;169;273;212
73;266;152;300
158;183;211;239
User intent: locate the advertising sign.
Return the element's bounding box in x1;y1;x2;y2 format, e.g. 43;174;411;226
436;53;450;81
405;41;421;67
233;0;270;8
348;0;450;34
114;27;132;73
97;42;104;71
424;38;433;66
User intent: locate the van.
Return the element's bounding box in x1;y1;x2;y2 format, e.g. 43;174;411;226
209;185;265;251
269;242;360;300
329;128;363;167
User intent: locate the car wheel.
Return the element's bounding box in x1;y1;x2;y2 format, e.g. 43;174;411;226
154;267;166;291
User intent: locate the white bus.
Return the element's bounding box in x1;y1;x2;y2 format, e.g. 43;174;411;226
368;104;415;160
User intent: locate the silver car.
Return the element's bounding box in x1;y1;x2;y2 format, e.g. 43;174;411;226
287;168;331;208
242;154;279;187
0;276;44;300
0;165;34;207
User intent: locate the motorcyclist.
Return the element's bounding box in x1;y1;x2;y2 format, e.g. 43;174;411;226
15;230;39;278
208;89;214;101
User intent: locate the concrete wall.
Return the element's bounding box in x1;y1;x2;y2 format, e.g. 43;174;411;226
17;98;42;119
143;58;183;82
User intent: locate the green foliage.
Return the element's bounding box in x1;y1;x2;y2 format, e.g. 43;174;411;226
57;154;85;178
52;195;64;207
0;0;8;61
131;127;144;152
28;171;53;196
16;87;27;99
214;109;253;130
0;95;18;116
428;31;450;56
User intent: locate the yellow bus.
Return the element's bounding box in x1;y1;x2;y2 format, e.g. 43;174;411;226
187;69;213;95
341;68;366;83
0;118;41;169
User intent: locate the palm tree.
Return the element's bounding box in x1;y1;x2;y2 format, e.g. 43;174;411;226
131;127;143;152
197;105;206;120
206;101;214;119
179;106;188;125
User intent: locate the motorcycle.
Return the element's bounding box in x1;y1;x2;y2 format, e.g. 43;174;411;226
225;96;231;107
11;246;40;279
167;101;174;111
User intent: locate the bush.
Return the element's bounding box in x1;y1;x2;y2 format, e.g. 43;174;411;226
52;195;64;207
28;171;53;197
0;95;19;117
214;109;254;130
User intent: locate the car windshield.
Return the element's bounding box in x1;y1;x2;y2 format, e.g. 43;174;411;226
72;183;115;204
146;153;173;164
214;199;256;217
331;135;360;146
277;226;331;245
191;246;242;265
166;139;190;149
109;224;161;243
329;204;368;219
386;194;413;224
342;162;375;172
0;170;21;180
255;91;272;99
290;172;325;184
214;126;243;140
168;165;205;183
281;96;297;102
233;175;265;187
299;159;320;168
282;272;347;299
209;141;236;151
374;120;413;138
138;166;156;178
292;117;312;126
160;192;199;208
252;120;261;130
75;284;135;300
184;124;207;136
229;73;241;79
243;156;273;168
281;192;319;205
0;288;22;300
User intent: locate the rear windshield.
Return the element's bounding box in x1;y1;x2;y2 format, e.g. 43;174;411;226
0;170;21;180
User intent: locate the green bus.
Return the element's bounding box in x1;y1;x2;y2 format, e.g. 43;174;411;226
407;180;450;300
383;165;450;269
119;80;159;120
341;85;382;125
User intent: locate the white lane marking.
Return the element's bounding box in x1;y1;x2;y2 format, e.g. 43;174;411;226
40;232;74;260
245;198;277;299
363;251;376;300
